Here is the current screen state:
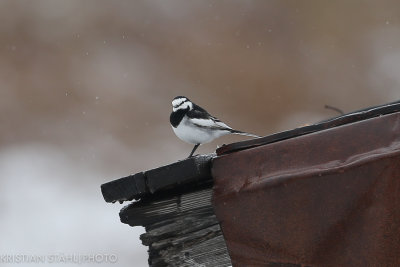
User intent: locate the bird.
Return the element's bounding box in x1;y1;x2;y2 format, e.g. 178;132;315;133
170;96;260;157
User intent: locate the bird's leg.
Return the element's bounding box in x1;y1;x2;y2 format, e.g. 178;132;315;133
188;144;200;158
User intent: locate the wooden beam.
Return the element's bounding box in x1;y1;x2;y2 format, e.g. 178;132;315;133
101;154;214;203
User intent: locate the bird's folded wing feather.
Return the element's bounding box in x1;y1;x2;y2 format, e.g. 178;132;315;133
187;105;233;131
191;117;232;131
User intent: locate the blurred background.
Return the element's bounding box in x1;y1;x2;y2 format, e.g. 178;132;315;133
1;0;400;266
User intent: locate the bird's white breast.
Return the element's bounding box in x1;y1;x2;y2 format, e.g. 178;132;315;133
172;116;230;144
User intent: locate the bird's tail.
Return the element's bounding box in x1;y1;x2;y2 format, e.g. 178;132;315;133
230;129;260;138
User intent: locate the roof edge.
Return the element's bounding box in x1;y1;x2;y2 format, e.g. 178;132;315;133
101;153;214;203
216;100;400;155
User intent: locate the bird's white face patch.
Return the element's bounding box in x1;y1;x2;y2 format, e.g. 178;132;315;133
172;98;193;112
172;98;186;107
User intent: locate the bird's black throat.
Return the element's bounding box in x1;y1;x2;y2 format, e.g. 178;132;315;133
170;107;189;128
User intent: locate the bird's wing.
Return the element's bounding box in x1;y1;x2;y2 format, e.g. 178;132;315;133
189;114;232;131
191;117;231;130
187;104;233;131
210;116;232;129
186;104;211;119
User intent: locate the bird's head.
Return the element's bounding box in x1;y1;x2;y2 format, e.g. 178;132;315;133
172;96;193;112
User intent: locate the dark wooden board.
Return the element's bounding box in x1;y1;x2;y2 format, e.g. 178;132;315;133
101;154;214;203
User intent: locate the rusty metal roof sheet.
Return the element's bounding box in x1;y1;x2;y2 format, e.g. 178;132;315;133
212;109;400;266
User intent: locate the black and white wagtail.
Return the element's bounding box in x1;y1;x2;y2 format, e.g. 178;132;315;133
170;96;260;157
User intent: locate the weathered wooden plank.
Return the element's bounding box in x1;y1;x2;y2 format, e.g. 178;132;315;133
120;187;232;267
101;154;214;203
101;172;146;203
153;229;231;267
145;154;214;193
120;186;214;226
141;215;219;246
